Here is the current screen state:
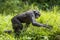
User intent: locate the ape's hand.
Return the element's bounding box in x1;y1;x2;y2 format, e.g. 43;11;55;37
46;25;53;29
43;24;53;29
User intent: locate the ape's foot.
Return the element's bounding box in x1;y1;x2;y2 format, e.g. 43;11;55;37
4;30;12;34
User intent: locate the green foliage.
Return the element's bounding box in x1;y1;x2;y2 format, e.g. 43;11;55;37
0;33;15;40
0;0;23;14
0;0;60;40
0;0;60;14
0;6;60;40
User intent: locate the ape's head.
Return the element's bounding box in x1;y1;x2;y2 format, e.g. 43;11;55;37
33;10;40;18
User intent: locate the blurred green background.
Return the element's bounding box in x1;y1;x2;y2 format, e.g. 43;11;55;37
0;0;60;40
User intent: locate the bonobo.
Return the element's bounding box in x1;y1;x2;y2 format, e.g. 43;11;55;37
11;10;52;36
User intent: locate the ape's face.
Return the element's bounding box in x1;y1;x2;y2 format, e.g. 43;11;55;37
33;10;40;18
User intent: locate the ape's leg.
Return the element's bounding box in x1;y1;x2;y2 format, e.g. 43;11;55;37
11;19;23;37
13;24;23;34
12;23;23;37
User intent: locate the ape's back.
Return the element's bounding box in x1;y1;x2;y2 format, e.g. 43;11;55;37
14;11;32;23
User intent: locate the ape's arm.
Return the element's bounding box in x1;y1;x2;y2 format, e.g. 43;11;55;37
30;13;49;27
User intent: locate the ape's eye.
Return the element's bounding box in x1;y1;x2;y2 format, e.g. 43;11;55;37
36;13;39;15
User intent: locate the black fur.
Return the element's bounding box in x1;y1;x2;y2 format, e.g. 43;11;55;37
11;10;52;37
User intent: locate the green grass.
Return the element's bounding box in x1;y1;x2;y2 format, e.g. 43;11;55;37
0;7;60;40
